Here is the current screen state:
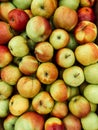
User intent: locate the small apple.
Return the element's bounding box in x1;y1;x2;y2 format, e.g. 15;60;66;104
53;6;78;31
68;95;91;118
63;66;85;87
50;79;68;102
0;45;13;68
9;94;29;116
34;41;54;62
31;0;57;19
8;35;29;57
89;102;97;112
26;16;52;42
55;48;75;68
49;28;70;49
75;42;98;66
74;21;97;44
1;64;22;85
32;91;54;114
80;0;96;7
36;62;58;84
63;113;82;130
24;9;33;18
8;8;29;32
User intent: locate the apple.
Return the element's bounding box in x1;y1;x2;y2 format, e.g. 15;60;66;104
63;66;85;87
26;16;52;42
74;21;97;44
0;21;14;45
50;79;68;102
1;64;22;85
0;80;13;100
83;84;98;104
77;7;95;22
34;41;54;62
14;111;44;130
49;28;70;50
36;62;58;84
53;6;78;31
17;76;41;98
8;8;29;32
63;113;82;130
55;48;75;68
31;0;57;19
59;0;80;10
44;117;65;130
8;35;29;57
12;0;32;10
0;99;9;118
69;95;91;118
3;114;18;130
89;102;97;112
0;45;13;68
9;94;29;116
32;91;54;114
80;0;96;7
50;101;68;118
24;9;33;18
81;112;98;130
19;55;39;75
75;42;98;66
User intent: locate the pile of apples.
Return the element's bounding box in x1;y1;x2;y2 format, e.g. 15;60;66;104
0;0;98;130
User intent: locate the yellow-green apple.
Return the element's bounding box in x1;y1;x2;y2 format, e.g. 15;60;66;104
14;111;44;130
55;48;75;68
59;0;80;10
80;0;96;7
89;102;97;112
34;41;54;62
63;113;82;130
77;7;95;22
0;2;15;22
8;8;29;32
19;55;39;75
36;62;58;84
83;84;98;104
81;112;98;130
31;0;57;19
50;101;68;118
26;16;52;42
53;6;78;31
0;99;9;118
75;42;98;66
9;94;29;116
32;91;54;114
0;45;13;68
12;0;32;10
3;114;18;130
24;9;33;18
74;21;97;44
1;64;22;85
49;28;70;49
63;66;85;87
50;79;68;102
0;80;13;100
17;76;41;98
0;21;14;45
8;35;29;57
44;117;65;130
68;95;91;118
84;63;98;84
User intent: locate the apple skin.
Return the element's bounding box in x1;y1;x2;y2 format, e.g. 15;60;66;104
8;8;29;32
34;41;54;62
36;62;58;84
63;113;82;130
74;21;97;44
26;16;52;42
53;6;78;31
0;45;13;68
68;95;91;118
14;111;44;130
31;0;57;19
80;0;96;7
75;42;98;66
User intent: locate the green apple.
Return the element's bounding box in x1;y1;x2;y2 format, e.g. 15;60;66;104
89;102;97;112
